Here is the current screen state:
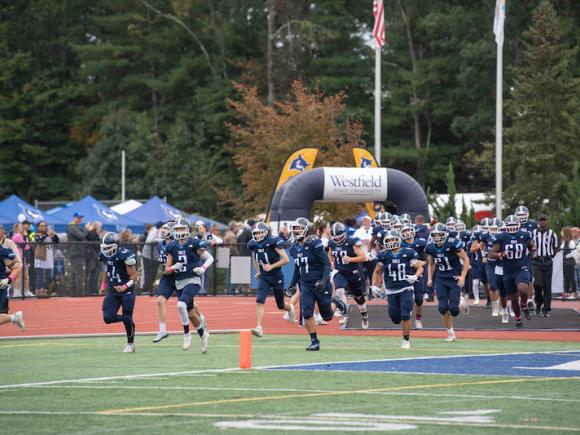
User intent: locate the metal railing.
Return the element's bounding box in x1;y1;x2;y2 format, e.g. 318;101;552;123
8;242;259;298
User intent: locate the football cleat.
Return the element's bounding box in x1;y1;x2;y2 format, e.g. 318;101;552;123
339;314;349;325
251;325;264;337
515;319;523;328
527;300;535;311
446;332;457;342
401;340;410;350
183;332;192;351
501;308;509;324
491;301;499;317
508;302;515;317
200;330;210;353
283;311;290;321
522;306;531;321
123;343;135;353
459;296;470;315
306;341;320;351
153;332;169;343
361;313;369;330
287;305;296;324
415;319;423;329
12;311;25;332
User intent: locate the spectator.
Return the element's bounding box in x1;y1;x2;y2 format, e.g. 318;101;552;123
119;229;134;250
22;220;35;242
414;214;430;239
0;224;22;297
344;218;357;236
11;223;33;297
223;221;239;294
142;222;162;294
195;220;223;295
561;226;577;300
33;221;59;297
66;212;88;294
573;227;580;297
85;221;102;295
318;222;330;247
237;219;255;257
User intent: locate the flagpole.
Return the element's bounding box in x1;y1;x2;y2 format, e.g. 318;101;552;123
495;28;503;219
374;45;381;166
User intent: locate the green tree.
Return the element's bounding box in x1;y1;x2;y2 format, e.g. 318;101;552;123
502;1;580;214
429;163;457;221
562;161;580;226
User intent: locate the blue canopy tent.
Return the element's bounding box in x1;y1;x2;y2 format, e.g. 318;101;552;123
0;194;67;227
186;214;228;232
125;196;183;224
51;195;144;233
0;213;12;227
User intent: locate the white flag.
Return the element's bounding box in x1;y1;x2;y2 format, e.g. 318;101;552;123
493;0;506;46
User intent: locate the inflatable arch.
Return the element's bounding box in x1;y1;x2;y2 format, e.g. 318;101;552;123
269;167;429;230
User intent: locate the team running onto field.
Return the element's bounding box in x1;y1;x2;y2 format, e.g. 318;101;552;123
0;206;540;353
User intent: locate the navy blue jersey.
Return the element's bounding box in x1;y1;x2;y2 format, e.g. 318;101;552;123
402;237;426;261
99;248;136;287
447;229;458;239
425;237;464;279
157;240;170;265
289;238;328;283
0;246;16;280
520;220;537;234
167;238;207;281
248;236;286;275
372;226;384;237
459;230;472;245
376;248;419;294
328;236;362;275
494;231;532;271
414;224;430;240
484;235;498;263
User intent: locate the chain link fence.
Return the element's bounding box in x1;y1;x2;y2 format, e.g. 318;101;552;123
8;242;260;298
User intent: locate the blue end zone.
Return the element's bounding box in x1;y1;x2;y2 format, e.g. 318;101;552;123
267;351;580;378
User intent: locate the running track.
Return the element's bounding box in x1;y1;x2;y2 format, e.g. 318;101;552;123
1;296;579;341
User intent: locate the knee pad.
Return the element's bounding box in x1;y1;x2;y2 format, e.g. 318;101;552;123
415;296;423;307
353;295;365;306
390;316;401;324
449;307;460;317
103;315;115;324
322;313;334;322
438;306;448;315
275;299;286;310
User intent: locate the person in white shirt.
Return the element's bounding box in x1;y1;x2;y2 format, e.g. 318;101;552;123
353;216;377;294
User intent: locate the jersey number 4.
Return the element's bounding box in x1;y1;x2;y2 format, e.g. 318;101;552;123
388;263;407;281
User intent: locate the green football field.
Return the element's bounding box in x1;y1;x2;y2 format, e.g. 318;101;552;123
1;335;579;434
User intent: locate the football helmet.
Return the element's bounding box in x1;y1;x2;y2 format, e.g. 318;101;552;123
159;222;175;240
383;230;402;250
252;222;270;242
445;216;457;231
430;223;448;245
480;217;491;233
330;222;347;245
391;218;403;232
455;219;466;232
292;217;311;242
504;215;520;234
489;218;501;235
400;213;412;225
172;217;191;240
515;205;529;224
401;223;415;241
100;232;120;257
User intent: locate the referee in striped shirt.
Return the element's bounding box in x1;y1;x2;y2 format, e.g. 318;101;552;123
531;214;559;316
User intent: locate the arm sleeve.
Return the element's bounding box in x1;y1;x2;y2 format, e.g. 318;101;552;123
200;250;214;269
289;264;300;288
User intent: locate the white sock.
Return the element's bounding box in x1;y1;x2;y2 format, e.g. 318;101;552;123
472;280;480;298
176;301;190;326
10;315;16;323
447;328;455;335
159;322;167;333
335;288;347;304
358;303;367;313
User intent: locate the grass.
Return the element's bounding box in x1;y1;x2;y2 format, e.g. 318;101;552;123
0;334;579;434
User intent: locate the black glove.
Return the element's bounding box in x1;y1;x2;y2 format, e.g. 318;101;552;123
314;280;326;291
285;286;297;297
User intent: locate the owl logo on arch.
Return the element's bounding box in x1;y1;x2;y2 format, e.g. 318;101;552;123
360;157;373;168
289;154;309;172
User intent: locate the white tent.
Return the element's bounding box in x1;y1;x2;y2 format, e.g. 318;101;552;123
111;199;143;215
429;193;492;216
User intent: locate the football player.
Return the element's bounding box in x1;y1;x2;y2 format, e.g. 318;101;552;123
483;218;502;317
328;222;369;328
165;217;212;352
515;206;537;311
476;218;492;307
248;222;294;337
400;223;427;329
288;217;347;351
369;212;391;252
495;220;510;323
153;222;176;343
491;215;536;328
99;232;138;352
0;245;24;331
445;217;458;239
372;230;423;349
426;223;470;342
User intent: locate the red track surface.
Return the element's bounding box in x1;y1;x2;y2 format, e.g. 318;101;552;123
1;296;579;341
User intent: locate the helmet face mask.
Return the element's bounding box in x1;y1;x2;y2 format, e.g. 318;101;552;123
515;206;529;224
383;230;402;250
391;218;403;232
504;215;520;234
100;232;119;257
401;224;415;241
159;222;174;240
252;222;270;242
292;217;310;242
455;219;466;232
173;217;191;240
400;213;412;225
330;222;347;245
431;223;448;245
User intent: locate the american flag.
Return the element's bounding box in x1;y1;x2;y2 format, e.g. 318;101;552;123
373;0;385;47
